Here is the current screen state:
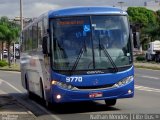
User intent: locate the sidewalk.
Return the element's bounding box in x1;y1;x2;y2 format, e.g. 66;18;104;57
0;90;36;120
134;62;160;70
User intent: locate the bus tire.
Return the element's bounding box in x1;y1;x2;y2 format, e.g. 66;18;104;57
25;74;29;90
25;74;34;99
105;99;117;106
28;91;35;99
40;78;45;100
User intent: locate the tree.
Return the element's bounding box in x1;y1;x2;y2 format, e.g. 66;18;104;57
127;7;159;50
0;25;5;59
127;7;157;27
156;10;160;37
0;18;10;60
6;24;19;66
156;10;160;21
0;16;20;66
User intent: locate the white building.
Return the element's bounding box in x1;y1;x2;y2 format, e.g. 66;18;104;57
144;0;160;11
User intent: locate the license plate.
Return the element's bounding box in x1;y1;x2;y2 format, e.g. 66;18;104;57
89;92;103;98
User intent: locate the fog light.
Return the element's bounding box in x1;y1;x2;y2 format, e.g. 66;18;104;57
51;80;57;85
128;90;132;94
56;94;61;99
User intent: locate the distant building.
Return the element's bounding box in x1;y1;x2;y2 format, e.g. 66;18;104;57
144;0;160;11
144;0;160;6
9;16;33;27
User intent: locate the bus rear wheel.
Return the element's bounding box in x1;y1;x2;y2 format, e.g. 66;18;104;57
105;99;117;106
25;75;29;90
25;74;33;98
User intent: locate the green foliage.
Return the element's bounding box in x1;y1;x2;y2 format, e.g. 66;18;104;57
0;16;20;66
0;24;10;40
143;25;160;41
136;55;145;61
156;10;160;21
127;7;157;27
0;60;8;67
0;16;20;43
0;16;9;23
127;7;160;46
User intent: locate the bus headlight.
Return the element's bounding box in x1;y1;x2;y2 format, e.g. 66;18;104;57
113;76;134;88
52;80;78;90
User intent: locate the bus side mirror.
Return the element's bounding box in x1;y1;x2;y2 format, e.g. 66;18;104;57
42;36;49;55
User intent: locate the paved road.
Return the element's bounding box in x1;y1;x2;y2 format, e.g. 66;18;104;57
0;68;160;120
135;69;160;89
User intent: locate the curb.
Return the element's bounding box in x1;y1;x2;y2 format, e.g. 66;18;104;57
134;65;160;70
0;69;20;72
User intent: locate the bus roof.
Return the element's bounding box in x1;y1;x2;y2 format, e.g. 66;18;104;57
48;6;127;18
22;6;127;31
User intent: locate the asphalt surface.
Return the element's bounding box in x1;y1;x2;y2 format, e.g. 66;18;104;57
135;69;160;89
0;68;160;120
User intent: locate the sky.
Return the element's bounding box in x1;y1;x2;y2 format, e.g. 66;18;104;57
0;0;154;18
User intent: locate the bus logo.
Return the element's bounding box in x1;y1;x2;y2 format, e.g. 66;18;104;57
93;79;99;85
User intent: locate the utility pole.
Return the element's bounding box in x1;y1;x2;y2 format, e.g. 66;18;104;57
20;0;23;31
18;0;23;64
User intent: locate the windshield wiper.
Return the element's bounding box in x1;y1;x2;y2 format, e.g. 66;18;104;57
99;44;118;73
69;47;85;76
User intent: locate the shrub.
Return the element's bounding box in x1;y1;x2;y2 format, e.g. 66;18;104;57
136;55;145;61
0;60;8;67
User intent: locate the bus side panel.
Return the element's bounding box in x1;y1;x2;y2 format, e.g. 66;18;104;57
21;50;51;101
20;52;30;89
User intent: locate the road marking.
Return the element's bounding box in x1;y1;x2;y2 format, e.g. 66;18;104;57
135;85;160;93
0;79;22;93
0;78;61;120
0;89;36;117
136;68;160;71
30;100;62;120
140;75;159;80
135;74;160;80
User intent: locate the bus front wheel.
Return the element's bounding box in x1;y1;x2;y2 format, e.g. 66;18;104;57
105;99;117;106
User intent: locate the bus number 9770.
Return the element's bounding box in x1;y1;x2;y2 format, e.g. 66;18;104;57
66;77;83;83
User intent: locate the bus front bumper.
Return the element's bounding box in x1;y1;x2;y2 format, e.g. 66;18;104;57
51;81;134;103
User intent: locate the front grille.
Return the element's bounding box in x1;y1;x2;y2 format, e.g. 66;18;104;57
76;84;114;90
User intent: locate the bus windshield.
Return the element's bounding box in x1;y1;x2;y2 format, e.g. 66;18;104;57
51;15;132;71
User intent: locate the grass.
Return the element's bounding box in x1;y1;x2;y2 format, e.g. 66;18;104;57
135;60;159;64
0;64;20;72
134;65;160;70
134;61;160;70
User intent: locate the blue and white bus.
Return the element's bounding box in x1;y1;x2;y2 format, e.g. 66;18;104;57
21;7;137;106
